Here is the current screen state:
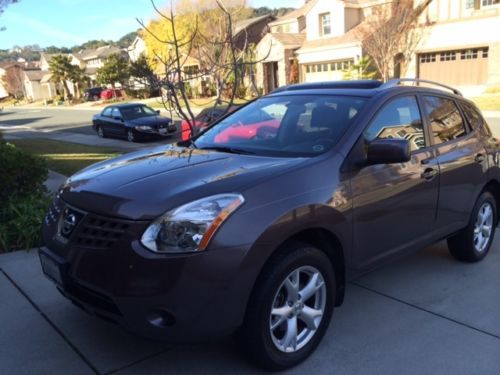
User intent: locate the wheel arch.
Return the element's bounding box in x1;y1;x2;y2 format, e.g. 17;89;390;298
481;179;500;224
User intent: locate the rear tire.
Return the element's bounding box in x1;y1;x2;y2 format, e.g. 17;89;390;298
447;191;496;262
238;242;335;371
96;126;106;138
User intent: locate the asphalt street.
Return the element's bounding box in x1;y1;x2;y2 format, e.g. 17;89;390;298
0;107;182;150
1;107;500;143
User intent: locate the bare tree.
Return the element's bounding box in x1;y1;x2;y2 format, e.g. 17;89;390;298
138;0;266;140
357;0;433;82
1;64;26;99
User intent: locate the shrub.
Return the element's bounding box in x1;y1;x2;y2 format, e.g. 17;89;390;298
0;141;50;252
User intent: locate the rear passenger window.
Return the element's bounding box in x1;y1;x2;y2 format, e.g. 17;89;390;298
364;96;425;152
422;96;467;145
461;102;491;137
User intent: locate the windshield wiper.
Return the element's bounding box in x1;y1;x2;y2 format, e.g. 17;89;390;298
199;146;255;155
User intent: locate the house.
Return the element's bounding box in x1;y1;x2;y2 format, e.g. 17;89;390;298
23;69;47;101
257;0;500;95
72;45;126;85
127;36;146;62
408;0;500;94
255;1;314;93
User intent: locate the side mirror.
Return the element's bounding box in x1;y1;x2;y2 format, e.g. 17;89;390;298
366;138;411;165
156;110;161;115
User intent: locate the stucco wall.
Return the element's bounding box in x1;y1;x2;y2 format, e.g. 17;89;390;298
305;0;345;40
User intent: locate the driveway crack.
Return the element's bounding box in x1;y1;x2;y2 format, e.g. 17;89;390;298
351;282;500;341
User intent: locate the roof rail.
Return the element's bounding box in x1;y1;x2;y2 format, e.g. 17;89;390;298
380;78;463;96
272;80;383;93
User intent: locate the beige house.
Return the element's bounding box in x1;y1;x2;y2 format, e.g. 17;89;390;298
408;0;500;94
255;2;312;93
257;0;500;95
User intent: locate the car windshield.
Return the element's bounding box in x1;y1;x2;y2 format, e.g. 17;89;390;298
120;105;157;120
194;95;367;157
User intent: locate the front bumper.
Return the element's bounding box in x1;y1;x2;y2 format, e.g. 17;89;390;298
40;200;252;341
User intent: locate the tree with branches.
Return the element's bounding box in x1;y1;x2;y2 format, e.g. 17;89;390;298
356;0;433;82
48;54;76;100
138;0;266;140
1;64;25;99
96;53;130;88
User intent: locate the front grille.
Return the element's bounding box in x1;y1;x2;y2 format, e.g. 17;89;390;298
74;214;130;250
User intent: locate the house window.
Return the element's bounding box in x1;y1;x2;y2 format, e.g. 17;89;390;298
440;51;456;61
482;0;499;6
319;13;331;36
465;0;475;8
461;49;478;59
306;65;311;73
419;53;436;63
482;47;489;58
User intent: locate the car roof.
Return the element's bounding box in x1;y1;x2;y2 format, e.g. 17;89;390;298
268;79;464;101
106;103;150;109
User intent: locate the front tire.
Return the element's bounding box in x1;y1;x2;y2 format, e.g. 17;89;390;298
127;129;136;142
238;242;335;371
447;191;497;262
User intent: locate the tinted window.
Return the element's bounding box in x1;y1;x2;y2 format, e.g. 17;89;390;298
422;96;467;144
461;101;491;137
120;105;157;119
102;107;112;117
111;108;121;118
194;95;367;157
365;96;425;152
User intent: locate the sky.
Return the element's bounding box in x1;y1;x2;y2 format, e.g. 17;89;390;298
0;0;303;49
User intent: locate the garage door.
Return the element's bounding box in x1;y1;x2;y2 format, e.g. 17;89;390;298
418;47;489;86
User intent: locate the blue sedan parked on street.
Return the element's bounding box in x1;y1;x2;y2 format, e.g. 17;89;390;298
92;103;176;142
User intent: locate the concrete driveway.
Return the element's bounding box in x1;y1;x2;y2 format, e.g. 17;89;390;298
1;236;499;374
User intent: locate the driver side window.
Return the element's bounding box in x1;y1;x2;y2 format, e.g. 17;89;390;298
364;96;425;152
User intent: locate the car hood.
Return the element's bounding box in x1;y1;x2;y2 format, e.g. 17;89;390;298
128;116;170;126
60;145;305;220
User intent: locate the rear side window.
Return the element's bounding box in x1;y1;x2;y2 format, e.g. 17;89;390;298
364;96;425;152
422;96;467;145
102;107;112;117
112;108;121;118
461;101;491;137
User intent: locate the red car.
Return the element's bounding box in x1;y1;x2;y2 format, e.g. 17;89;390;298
181;106;239;141
100;88;124;100
214;119;280;143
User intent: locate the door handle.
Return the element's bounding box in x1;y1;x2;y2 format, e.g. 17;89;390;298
421;167;438;181
475;153;485;163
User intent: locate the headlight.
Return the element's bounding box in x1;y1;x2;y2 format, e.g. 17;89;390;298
136;125;151;131
141;194;244;253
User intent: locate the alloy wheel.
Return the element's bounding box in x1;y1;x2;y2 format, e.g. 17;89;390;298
474;202;493;253
269;266;326;353
97;126;104;137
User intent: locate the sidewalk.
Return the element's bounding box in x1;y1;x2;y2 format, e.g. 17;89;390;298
1;238;499;374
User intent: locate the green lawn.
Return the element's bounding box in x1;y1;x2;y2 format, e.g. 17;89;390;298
9;139;122;176
471;94;500;111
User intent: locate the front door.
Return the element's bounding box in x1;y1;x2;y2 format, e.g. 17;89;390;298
351;95;439;268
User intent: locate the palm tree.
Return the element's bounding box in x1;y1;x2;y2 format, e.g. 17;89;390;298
48;54;75;100
68;65;87;100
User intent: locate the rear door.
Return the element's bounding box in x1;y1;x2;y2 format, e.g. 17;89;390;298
351;95;439;268
99;107;113;133
421;95;489;233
